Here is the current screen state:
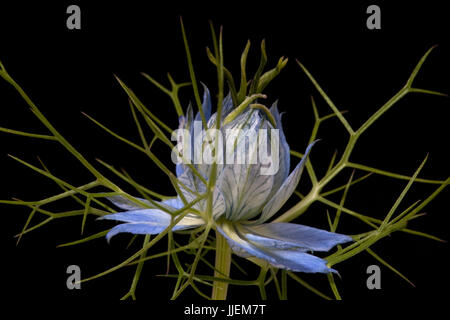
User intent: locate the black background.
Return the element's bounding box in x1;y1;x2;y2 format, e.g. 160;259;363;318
0;0;449;310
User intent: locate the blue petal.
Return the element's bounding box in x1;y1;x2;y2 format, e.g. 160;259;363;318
176;113;188;177
176;163;185;179
201;83;212;121
174;103;194;176
194;83;212;124
105;223;168;242
107;195;152;211
221;92;234;119
100;197;204;241
178;115;186;129
217;222;336;273
102;210;204;242
259;141;317;223
175;103;195;178
107;195;181;212
242;222;353;252
268;102;290;196
163;197;184;210
205;92;235;129
100;209;171;224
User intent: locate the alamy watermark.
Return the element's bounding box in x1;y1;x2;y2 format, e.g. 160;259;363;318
66;5;81;30
366;264;381;290
171;121;280;175
66;264;81;289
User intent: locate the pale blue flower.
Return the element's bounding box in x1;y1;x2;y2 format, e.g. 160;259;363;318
100;87;352;273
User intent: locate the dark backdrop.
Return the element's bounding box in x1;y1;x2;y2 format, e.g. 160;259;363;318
0;0;449;309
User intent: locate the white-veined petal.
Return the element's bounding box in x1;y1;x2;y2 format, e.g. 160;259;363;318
258;141;317;223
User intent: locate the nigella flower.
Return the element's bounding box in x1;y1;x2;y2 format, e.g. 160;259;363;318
101;87;352;273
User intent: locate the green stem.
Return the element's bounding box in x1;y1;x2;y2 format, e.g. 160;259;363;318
211;231;232;300
121;234;151;300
